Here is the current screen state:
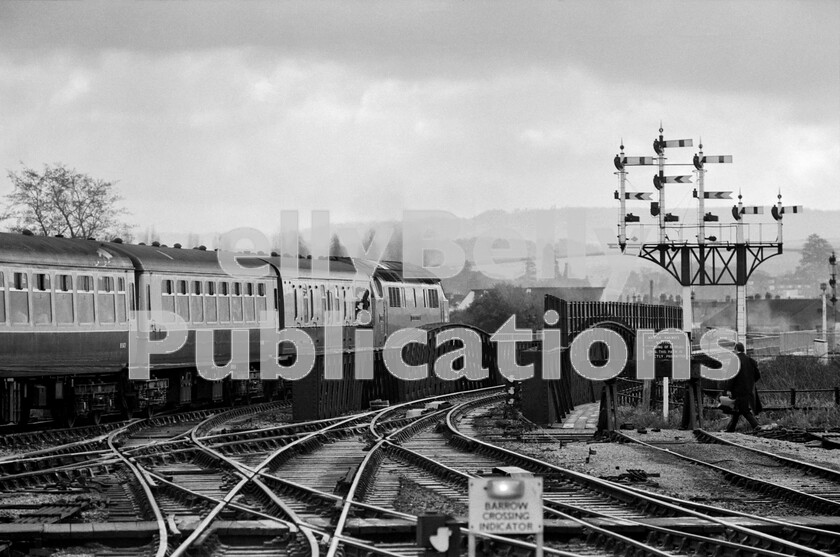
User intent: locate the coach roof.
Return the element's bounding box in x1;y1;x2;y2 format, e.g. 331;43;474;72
103;241;275;277
0;232;134;270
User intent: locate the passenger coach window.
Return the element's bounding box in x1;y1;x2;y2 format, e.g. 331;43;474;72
255;282;267;316
116;277;128;323
56;273;74;323
190;280;204;322
98;275;116;323
160;279;175;318
116;277;127;323
0;271;5;323
57;275;72;292
231;282;243;322
9;272;28;324
33;273;52;324
34;273;50;291
175;279;189;321
77;275;94;323
243;282;256;321
204;281;217;322
218;281;231;322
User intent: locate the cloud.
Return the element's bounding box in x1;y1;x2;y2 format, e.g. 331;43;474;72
0;1;837;239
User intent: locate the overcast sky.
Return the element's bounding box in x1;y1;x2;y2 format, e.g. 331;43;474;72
1;1;838;241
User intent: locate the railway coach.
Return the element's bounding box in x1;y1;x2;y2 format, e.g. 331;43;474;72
0;231;449;426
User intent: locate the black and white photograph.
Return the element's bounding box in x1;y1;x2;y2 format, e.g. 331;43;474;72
0;1;838;555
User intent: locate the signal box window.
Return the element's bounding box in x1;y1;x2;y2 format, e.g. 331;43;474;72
162;280;173;295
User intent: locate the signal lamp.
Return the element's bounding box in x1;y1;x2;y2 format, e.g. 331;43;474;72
486;479;524;499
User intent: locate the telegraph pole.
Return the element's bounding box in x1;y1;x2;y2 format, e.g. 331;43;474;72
831;252;838;351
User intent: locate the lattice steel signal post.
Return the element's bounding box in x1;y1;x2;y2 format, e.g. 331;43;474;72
612;126;801;408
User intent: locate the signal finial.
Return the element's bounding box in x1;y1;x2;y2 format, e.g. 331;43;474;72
738;189;743;201
659;121;664;134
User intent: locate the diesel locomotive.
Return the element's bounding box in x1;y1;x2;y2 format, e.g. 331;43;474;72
0;231;449;425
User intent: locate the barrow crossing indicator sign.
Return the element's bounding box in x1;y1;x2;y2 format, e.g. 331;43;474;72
468;476;543;535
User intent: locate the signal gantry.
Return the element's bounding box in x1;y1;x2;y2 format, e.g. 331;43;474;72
612;126;802;345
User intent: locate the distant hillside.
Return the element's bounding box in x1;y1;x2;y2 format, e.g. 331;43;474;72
153;206;838;295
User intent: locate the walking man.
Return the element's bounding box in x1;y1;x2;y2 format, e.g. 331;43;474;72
725;342;761;432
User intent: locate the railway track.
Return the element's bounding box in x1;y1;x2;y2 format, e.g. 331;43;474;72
320;393;833;556
444;397;837;555
6;393;840;555
694;429;840;506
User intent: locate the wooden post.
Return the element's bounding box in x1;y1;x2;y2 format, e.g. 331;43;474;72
790;388;796;408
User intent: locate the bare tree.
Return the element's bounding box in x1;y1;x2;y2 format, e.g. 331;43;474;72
3;163;130;239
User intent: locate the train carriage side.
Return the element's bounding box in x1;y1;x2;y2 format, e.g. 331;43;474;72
273;256;371;354
0;233;136;425
105;242;280;411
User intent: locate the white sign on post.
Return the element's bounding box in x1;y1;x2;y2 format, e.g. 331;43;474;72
468;476;543;534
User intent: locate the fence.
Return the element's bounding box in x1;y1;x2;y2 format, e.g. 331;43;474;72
749;330;833;357
616;378;840;413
